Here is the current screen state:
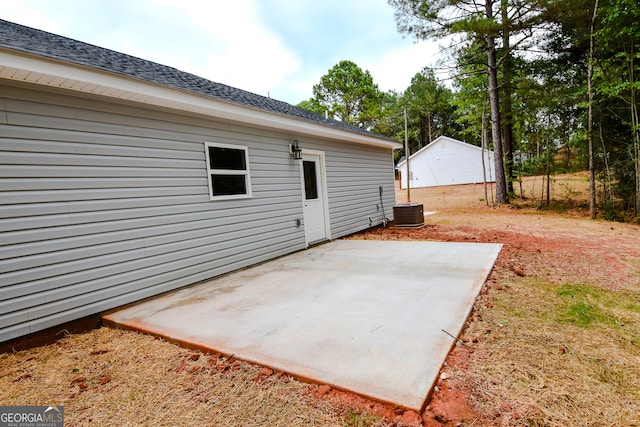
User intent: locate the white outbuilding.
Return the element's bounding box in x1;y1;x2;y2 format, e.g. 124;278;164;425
396;135;495;189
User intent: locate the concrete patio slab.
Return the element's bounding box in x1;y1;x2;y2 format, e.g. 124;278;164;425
103;240;501;411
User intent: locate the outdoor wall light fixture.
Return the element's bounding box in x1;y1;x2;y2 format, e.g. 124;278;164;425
290;140;303;160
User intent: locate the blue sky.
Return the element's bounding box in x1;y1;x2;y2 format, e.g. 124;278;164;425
2;0;444;105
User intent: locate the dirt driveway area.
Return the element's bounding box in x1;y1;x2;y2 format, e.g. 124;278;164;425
1;173;639;426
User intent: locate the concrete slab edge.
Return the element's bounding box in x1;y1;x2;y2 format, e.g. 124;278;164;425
102;315;425;411
415;243;503;412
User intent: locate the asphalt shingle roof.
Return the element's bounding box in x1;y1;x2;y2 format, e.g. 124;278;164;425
0;19;390;141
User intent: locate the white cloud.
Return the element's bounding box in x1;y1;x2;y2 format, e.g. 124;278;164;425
141;0;302;96
364;41;443;94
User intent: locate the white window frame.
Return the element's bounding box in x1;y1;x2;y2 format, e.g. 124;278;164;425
204;141;252;200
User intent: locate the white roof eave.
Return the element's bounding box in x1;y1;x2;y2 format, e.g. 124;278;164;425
0;50;401;150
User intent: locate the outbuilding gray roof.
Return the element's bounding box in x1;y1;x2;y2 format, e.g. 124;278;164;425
0;19;389;140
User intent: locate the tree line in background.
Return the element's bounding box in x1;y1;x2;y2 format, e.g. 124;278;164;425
297;0;640;222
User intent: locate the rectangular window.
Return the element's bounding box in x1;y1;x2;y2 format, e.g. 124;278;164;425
204;142;251;200
303;160;318;200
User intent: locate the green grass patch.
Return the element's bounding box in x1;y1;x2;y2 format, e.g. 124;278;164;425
496;281;639;332
556;283;600;299
343;410;382;427
563;301;610;327
555;284;621;327
552;284;640;342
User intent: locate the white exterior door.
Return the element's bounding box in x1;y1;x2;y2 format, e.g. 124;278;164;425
300;153;328;244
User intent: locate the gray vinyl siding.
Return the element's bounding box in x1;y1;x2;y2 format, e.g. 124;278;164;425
0;86;304;341
315;142;396;238
0;84;396;342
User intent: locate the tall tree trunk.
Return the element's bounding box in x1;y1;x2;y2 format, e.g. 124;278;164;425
630;50;640;215
546;114;552;207
486;0;508;204
588;0;598;219
562;113;571;169
405;108;411;203
482;109;489;206
501;0;515;195
599;124;615;209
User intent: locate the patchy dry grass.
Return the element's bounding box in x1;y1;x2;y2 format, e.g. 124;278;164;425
461;275;640;426
0;327;390;427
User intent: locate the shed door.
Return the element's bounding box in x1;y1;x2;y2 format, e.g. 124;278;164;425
300;153;328;244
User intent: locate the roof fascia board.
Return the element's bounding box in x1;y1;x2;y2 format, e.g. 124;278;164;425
0;50;401;150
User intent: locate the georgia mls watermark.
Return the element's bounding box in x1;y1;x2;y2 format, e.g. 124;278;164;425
0;406;63;427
